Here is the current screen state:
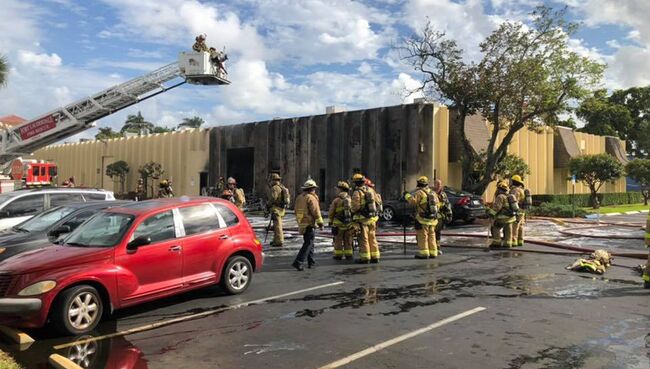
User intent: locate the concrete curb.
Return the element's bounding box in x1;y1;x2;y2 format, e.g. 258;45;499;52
0;325;34;345
584;209;649;218
49;354;84;369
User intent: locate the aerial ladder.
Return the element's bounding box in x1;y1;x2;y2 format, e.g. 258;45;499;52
0;51;229;183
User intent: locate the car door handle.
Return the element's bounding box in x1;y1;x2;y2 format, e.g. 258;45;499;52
169;245;182;252
219;235;229;240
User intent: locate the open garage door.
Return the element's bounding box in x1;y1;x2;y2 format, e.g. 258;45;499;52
227;147;254;193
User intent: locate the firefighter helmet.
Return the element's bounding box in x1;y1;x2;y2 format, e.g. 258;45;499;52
302;179;318;189
337;181;350;191
511;174;524;185
417;176;429;186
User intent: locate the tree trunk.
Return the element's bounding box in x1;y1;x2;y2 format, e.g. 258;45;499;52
590;189;600;209
643;190;649;206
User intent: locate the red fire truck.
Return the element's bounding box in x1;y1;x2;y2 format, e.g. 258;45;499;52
22;160;57;187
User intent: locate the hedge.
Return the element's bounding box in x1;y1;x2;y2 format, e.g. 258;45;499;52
532;192;643;207
527;203;588;218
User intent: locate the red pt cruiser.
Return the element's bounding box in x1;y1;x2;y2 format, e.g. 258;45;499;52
0;198;263;335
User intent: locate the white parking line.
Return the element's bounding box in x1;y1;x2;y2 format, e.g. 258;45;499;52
316;306;487;369
54;281;344;350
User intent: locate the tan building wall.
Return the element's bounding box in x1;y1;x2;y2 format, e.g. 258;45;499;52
553;131;626;195
448;122;626;202
29;102;625;202
31;129;210;197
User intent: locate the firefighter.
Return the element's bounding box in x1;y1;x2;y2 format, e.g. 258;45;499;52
365;178;383;263
432;179;453;251
293;179;323;271
509;175;531;247
192;34;208;52
216;177;226;193
220;189;235;203
351;173;379;264
644;212;650;288
135;178;145;201
329;181;354;260
157;179;170;198
267;173;290;248
487;180;517;248
227;177;246;210
404;176;439;259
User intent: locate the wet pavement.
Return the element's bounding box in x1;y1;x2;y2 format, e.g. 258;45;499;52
1;214;648;369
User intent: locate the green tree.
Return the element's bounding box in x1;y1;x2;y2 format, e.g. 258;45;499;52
105;160;130;194
152;125;174;133
138;161;165;198
470;153;531;185
178;116;205;129
400;6;603;194
579;87;650;158
121;111;154;135
577;89;633;137
0;55;8;87
569;154;624;208
95;127;123;140
625;159;650;205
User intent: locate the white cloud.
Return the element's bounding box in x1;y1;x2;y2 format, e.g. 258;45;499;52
99;0;268;60
402;0;503;60
0;0;40;54
604;45;650;89
570;0;650;89
17;51;62;69
251;0;394;64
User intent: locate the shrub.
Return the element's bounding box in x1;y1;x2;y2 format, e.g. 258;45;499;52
532;192;643;207
528;203;588;218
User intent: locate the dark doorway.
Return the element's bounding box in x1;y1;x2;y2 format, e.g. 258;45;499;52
199;172;209;195
227;147;255;193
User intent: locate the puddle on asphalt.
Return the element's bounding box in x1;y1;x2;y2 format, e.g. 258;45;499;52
506;318;649;369
274;272;644;319
1;333;148;369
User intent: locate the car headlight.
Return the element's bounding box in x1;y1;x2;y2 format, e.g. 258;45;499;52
18;280;57;296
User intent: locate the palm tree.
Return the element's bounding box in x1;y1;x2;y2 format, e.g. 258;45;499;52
0;55;8;87
178;116;205;129
121;111;155;135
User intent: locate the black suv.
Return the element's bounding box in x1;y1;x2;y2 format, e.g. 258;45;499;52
381;186;486;224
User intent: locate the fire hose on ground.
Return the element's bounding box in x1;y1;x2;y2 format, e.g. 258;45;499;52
252;225;647;260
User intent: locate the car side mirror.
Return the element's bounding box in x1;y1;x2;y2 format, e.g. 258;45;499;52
47;225;71;240
127;236;151;252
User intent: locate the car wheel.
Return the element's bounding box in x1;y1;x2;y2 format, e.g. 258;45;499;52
65;335;101;368
52;285;104;336
221;256;253;295
382;206;395;222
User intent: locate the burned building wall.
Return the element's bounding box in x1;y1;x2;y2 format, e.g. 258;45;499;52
208;103;447;204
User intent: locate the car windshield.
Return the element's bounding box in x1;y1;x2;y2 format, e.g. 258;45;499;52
0;193;15;207
63;212;134;247
15;206;76;232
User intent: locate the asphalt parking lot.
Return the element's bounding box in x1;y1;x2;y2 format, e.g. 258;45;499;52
1;214;648;369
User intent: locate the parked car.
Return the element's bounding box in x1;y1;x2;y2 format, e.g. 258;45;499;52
0;201;132;262
381;186;486;224
0;198;263;335
0;188;115;231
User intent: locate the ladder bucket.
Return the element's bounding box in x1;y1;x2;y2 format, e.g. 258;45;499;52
178;52;230;85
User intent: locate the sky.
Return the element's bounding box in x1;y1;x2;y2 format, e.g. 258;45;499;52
0;0;648;140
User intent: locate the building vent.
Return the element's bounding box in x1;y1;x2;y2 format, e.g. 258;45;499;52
326;106;346;114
